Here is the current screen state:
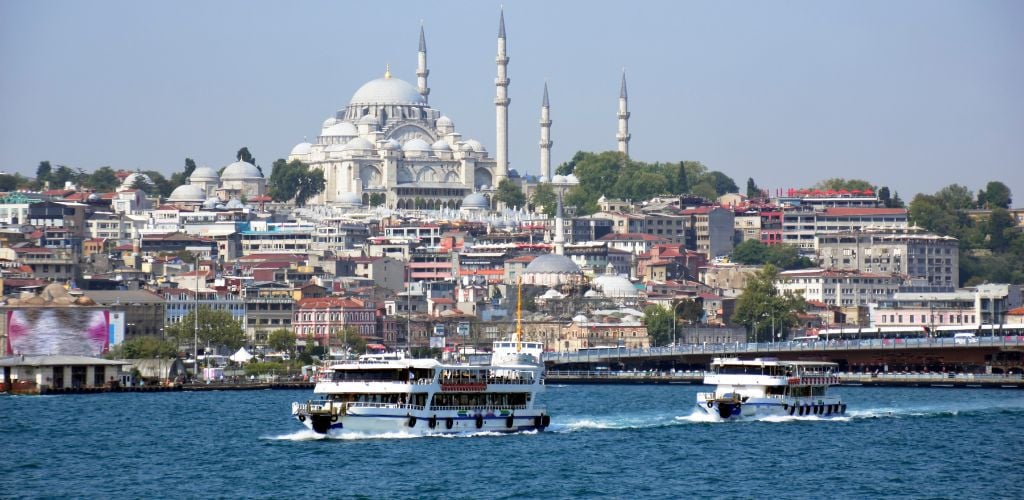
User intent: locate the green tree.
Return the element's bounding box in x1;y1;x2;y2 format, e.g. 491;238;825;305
677;162;689;194
268;159;325;206
86;166;119;192
731;239;767;264
731;240;812;270
368;192;386;206
530;182;557;215
813;178;874;192
746;177;760;198
977;181;1011;209
139;170;174;198
130;174;154;193
170;158;198;188
0;174;19;192
237;147;263;177
267;328;297;356
107;335;179;359
165;307;246;351
50;165;84;189
705;170;738;195
935;184;975;211
494;178;526;209
35;161;52;186
643;304;673;346
909;193;967;239
732;264;806;342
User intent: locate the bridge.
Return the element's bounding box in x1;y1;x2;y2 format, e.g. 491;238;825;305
542;335;1024;374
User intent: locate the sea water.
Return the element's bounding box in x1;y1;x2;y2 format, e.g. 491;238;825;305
2;385;1022;499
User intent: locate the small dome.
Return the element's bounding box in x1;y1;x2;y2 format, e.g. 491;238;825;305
552;175;566;184
592;275;638;297
402;138;431;152
460;143;475;152
349;77;426;106
358;114;380;126
87;193;101;201
322;117;339;129
464;139;486;153
222;160;262;180
337;192;362;207
344;137;374;151
224;198;245;209
436;115;453;127
325;143;348;153
381;139;401;150
323;121;358;137
461;192;489;210
290;142;312;156
168;184;206;202
121;171;153;189
202;197;220;210
190;166;219;182
525;254;581;275
431;139;451;151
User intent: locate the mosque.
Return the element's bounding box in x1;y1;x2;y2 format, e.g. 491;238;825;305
286;11;632;210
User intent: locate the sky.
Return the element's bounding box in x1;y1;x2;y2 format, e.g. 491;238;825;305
1;0;1022;202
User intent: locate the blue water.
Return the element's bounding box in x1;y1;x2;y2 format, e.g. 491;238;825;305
2;385;1023;499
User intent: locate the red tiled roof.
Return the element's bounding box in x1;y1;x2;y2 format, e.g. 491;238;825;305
296;297;367;309
1007;307;1024;316
429;297;456;304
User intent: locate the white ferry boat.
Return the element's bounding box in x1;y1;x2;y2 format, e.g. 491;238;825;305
696;358;848;419
291;342;549;434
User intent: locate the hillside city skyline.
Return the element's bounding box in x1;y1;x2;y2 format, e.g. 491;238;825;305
1;1;1021;200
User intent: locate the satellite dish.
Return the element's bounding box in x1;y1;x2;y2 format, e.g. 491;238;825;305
19;224;35;234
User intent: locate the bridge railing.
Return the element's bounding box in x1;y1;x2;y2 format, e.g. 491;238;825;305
541;335;1024;365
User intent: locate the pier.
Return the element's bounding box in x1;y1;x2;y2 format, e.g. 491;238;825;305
36;381;314;395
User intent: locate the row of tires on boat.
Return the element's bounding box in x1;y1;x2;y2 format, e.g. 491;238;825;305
405;413;551;431
782;402;847;416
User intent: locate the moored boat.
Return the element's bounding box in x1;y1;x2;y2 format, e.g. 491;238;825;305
696;357;847;419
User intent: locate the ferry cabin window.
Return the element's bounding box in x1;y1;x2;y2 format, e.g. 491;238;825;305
331;369;405;382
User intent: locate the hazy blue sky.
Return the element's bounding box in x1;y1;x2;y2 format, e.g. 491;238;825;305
1;0;1021;201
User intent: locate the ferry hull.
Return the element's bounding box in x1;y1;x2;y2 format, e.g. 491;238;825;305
695;397;847;420
292;403;551;434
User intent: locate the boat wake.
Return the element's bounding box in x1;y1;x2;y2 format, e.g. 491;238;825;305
265;428;539;441
554;415;682;432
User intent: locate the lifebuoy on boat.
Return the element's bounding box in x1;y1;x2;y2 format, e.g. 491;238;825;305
407;415;417;428
789;404;796;416
505;415;514;429
428;415;437;429
475;414;484;429
331;415;338;423
541;414;550;428
298;414;306;422
445;417;454;430
707;401;714;409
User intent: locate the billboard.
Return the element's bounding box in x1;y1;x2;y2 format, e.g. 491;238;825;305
6;308;110;356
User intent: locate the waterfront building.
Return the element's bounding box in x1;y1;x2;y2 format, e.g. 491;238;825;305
781;207;908;251
816;228;959;287
775;269;904;308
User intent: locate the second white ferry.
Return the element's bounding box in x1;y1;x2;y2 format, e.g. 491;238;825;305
696;357;848;419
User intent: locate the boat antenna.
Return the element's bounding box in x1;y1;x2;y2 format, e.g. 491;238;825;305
516;274;522;353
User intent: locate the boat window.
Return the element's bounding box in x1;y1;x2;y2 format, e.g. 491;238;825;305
331;369;406;382
766;386;785;396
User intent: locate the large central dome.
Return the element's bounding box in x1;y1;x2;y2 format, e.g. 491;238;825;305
349;77;425;106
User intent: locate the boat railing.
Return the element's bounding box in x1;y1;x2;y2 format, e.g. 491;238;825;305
428;404;530;412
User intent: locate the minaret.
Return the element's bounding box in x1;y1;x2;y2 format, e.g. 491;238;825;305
554;189;566;256
494;9;510;184
417;23;430;102
539;82;552;183
617;70;631;157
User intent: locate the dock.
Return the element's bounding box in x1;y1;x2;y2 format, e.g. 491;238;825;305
35;381;314;395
